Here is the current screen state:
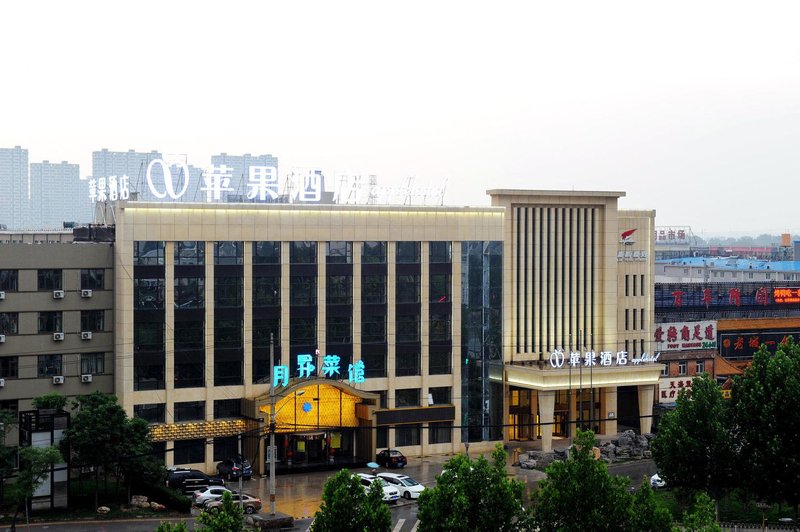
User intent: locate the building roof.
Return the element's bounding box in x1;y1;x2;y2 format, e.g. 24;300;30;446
657;257;800;272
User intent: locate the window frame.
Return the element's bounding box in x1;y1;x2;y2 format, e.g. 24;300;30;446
38;354;63;377
81;353;105;375
37;269;62;291
80;269;105;290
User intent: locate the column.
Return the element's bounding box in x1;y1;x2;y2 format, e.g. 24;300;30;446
638;384;655;434
602;386;618;436
538;390;555;452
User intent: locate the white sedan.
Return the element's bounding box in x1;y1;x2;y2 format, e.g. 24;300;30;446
192;485;234;506
355;473;400;503
377;472;426;500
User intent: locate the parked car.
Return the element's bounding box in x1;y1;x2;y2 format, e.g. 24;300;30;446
377;472;425;500
205;493;262;514
376;449;407;469
192;485;234;506
650;473;666;489
356;473;400;503
166;467;225;494
216;456;253;481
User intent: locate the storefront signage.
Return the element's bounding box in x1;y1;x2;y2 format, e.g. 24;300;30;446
617;250;648;262
654;226;691;245
653;320;717;351
719;330;800;359
658;377;694;403
88;159;446;206
548;349;660;369
774;288;800;304
273;353;366;388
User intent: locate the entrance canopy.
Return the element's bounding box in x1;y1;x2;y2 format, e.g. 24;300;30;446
505;363;663;391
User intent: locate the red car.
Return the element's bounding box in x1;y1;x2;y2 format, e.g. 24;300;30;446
376;449;407;469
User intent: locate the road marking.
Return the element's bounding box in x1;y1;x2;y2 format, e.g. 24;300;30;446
410;520;419;532
392;518;405;532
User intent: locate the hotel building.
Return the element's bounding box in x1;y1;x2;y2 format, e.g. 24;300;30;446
110;189;661;473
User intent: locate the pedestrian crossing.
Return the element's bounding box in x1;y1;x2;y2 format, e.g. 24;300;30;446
391;517;420;532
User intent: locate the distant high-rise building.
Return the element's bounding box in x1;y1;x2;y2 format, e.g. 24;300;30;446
210;152;279;203
30;161;91;229
0;146;29;229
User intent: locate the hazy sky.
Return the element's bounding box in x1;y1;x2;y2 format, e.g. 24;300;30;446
2;1;799;236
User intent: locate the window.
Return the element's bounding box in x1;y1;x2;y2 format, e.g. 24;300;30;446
38;269;62;291
326;276;352;305
396;242;420;263
175;277;205;309
362;275;386;304
624;309;629;331
429;386;451;405
214;241;243;265
175;241;204;265
81;269;105;290
429;242;452;263
661;364;668;377
134;241;165;265
134;403;166;423
253;317;280;347
290;276;317;305
214;277;242;308
38;354;63;377
174;401;206;422
290;317;317;345
429;346;452;375
214;399;241;419
430;314;451;342
0;270;18;291
678;361;687;376
253;241;280;264
327;242;352;264
326;316;352;345
395;388;420;408
397;315;420;343
766;272;772;280
632;275;637;297
173;438;205;465
362;315;386;343
253;276;280;307
0;313;19;335
695;360;705;375
174;320;204;349
134;279;165;309
362;242;386;264
429;422;452;444
80;310;104;332
215;320;243;348
81;353;105;374
632;309;637;331
640;275;645;296
214;436;239;462
376;427;388;449
430;274;451;303
396;275;420;304
396;424;421;446
0;399;18;417
135;322;164;351
0;357;19;378
290;241;317;264
396;349;420;377
38;312;62;333
640;309;645;331
378;391;388;409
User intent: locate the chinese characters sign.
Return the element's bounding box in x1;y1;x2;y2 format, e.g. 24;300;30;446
719;331;800;359
273;353;366;388
774;288;800;304
658;377;694;403
549;349;660;369
653;226;691;245
653;320;717;351
656;283;800;311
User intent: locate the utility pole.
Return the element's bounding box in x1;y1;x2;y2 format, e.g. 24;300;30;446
238;433;243;511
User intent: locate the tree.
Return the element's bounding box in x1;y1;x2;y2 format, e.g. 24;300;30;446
682;492;721;532
0;409;18;501
533;430;669;531
731;337;800;513
311;468;391;532
31;392;68;411
651;373;736;505
156;522;189;532
7;445;62;531
418;443;531;532
63;392;154;508
196;491;244;532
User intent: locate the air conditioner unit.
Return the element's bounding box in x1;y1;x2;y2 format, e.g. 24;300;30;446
81;374;93;383
81;289;93;298
52;375;65;385
53;332;65;341
53;290;65;299
0;378;5;387
0;335;5;344
0;291;5;300
81;331;92;340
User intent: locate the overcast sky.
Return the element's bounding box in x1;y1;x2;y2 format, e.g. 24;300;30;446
2;1;799;236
